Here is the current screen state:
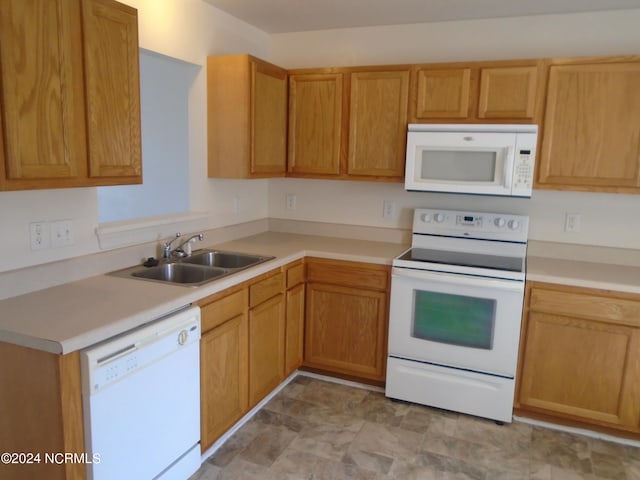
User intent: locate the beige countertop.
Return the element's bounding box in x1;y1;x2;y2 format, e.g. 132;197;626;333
526;240;640;295
526;256;640;295
0;232;407;354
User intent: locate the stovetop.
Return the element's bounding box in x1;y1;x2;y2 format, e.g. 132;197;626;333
393;208;529;281
396;247;525;273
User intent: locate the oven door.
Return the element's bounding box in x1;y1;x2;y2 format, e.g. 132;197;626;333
388;267;524;378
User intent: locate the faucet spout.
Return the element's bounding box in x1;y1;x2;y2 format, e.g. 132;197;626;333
177;233;204;256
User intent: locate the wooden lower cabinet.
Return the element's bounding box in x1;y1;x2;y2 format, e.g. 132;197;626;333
516;282;640;435
199;287;248;451
303;258;390;384
199;268;292;448
0;343;85;480
247;270;285;406
249;293;286;406
284;261;305;376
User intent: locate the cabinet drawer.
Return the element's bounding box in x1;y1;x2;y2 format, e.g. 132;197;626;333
306;258;389;291
529;286;640;328
249;271;284;308
285;262;305;289
200;289;246;333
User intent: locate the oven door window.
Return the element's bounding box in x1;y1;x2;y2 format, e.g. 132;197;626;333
412;290;496;349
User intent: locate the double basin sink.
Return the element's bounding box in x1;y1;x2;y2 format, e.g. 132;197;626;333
111;250;274;287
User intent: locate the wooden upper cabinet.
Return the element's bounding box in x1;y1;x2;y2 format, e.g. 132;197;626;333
288;73;343;176
83;0;141;182
207;54;287;178
411;60;544;124
0;0;87;189
478;66;538;119
348;70;409;178
537;57;640;193
0;0;142;190
288;66;409;181
415;68;472;119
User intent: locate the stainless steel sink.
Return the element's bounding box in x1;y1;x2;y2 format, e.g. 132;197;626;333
131;263;228;285
182;250;270;269
109;249;274;287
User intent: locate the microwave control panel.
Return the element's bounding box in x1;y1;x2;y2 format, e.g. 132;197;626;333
512;149;534;190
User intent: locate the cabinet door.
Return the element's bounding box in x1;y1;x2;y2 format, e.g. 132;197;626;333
82;0;141;182
415;68;472;119
249;294;285;406
519;311;640;429
288;73;343;175
199;287;248;450
478;66;538;119
538;60;640;192
348;70;409;178
200;313;248;451
285;283;305;376
305;283;388;382
251;59;287;175
0;0;87;189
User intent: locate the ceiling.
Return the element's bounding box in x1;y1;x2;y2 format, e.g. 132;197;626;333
202;0;640;33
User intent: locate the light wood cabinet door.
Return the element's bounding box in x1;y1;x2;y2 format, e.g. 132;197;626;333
537;59;640;192
207;55;287;178
249;293;286;406
252;60;287;175
304;258;389;384
288;73;343;176
518;283;640;433
415;67;472;119
83;0;141;182
285;283;305;376
348;70;409;178
411;61;543;124
0;0;87;189
478;66;538;119
200;313;248;451
0;0;141;190
303;257;390;384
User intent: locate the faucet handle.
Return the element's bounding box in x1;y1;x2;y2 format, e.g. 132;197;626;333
181;233;204;256
161;232;182;259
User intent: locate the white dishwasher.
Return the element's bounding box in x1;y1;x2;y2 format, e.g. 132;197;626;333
81;305;201;480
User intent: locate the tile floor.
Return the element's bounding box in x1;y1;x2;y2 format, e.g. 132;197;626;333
190;376;640;480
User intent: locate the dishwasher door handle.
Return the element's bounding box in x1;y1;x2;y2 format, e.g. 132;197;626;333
96;343;138;366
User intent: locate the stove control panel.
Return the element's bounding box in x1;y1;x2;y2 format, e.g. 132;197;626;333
415;208;529;242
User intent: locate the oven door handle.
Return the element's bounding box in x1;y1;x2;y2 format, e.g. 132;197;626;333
392;267;524;292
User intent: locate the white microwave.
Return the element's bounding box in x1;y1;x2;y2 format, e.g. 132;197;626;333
405;124;538;197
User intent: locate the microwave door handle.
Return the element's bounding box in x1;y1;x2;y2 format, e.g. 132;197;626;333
503;146;514;188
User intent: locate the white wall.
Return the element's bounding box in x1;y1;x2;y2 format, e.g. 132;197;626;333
268;9;640;249
0;0;271;273
2;5;639;276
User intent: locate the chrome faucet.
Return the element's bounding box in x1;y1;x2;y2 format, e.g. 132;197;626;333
177;233;204;256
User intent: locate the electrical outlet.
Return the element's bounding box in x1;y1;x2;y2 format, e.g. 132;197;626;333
51;220;74;248
286;193;297;210
30;222;50;250
564;213;581;232
383;200;397;219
